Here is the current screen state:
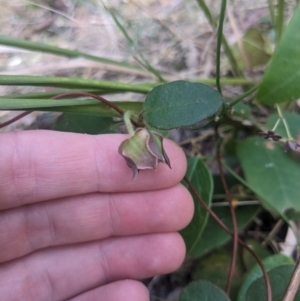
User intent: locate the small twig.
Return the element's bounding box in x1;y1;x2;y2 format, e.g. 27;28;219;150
184;176;272;301
282;256;300;301
0;92;134;129
262;219;284;247
0;111;32;128
212;200;260;206
215;127;238;296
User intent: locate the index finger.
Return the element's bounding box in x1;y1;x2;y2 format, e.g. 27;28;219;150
0;130;187;209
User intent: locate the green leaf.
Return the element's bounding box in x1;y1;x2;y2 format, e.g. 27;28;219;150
180;280;231;301
232;28;271;70
0;98;143;117
143;80;223;130
246;264;300;301
236;137;300;216
237;254;294;301
192;248;245;300
242;239;271;271
53;113;118;134
266;112;300;138
180;157;213;254
256;4;300;104
189;204;259;258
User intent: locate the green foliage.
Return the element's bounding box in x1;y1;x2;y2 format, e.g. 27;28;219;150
267;112;300;138
242;239;271;271
189;204;260;258
53;113;119;134
237;137;300;217
192;248;245;300
246;265;300;301
257;3;300;104
1;1;300;300
180;157;213;254
143;80;223;130
232;28;271;70
180;280;231;301
237;254;294;301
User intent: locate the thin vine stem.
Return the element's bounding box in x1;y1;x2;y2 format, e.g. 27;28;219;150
0;91;137;129
195;0;242;77
228;84;259;108
271;118;281;132
184;176;272;301
216;0;227;94
276;104;292;140
51;92;125;116
215;128;238;296
0;111;32;129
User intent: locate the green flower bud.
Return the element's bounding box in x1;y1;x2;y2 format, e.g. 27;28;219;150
118;128;171;179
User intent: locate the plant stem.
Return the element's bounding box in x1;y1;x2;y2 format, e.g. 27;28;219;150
195;0;242;77
184;176;272;301
216;0;227;94
123;111;136;136
0;111;32;129
196;0;217;27
215;128;238;297
276;0;285;43
0;92;137;128
271;118;281;132
0;35;141;71
228;84;259;108
0;75;154;93
51;92;125;116
103;4;165;82
267;0;276;27
276;104;292;139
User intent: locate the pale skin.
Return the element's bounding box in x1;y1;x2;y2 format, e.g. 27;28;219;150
0;131;194;301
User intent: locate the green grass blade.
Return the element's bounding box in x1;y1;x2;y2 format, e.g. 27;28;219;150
0;98;143;117
0;75;152;93
196;0;217;27
216;0;227;94
276;0;285;43
0;89;113;99
103;5;165;82
0;35;142;71
195;0;242;77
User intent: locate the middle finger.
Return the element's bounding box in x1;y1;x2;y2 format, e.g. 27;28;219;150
0;184;193;263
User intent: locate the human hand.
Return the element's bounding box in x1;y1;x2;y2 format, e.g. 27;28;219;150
0;131;193;301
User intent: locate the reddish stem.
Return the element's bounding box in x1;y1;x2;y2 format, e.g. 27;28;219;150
0;111;32;129
184;176;272;301
215;129;238;297
51;92;125;116
0;91;139;129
